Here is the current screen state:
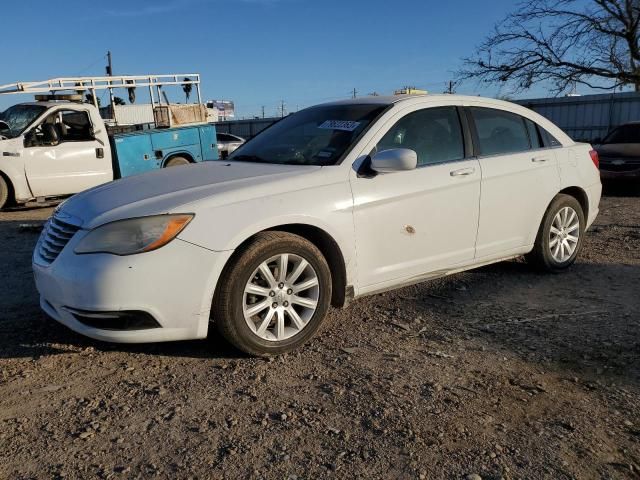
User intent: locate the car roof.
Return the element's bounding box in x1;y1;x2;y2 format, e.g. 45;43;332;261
317;94;526;109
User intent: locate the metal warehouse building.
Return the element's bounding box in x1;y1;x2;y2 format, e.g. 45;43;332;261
215;92;640;143
516;91;640;142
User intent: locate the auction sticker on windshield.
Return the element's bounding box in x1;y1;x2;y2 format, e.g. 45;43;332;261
318;120;361;132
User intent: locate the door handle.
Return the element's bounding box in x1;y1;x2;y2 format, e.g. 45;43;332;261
531;157;548;163
450;167;475;177
96;147;104;159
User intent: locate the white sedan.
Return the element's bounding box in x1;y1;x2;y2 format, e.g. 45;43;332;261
33;95;602;356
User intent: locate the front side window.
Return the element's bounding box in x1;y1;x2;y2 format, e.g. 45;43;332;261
471;107;531;156
375;107;465;166
59;110;93;142
230;104;387;166
26;109;94;147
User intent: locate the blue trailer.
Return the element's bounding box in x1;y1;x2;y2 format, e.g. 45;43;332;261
110;124;218;178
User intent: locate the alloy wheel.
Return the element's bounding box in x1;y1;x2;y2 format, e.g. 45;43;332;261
243;253;320;341
549;206;580;263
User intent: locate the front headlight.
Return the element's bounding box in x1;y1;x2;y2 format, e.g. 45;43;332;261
74;214;193;255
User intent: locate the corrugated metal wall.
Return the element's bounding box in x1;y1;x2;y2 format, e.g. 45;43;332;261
213;92;640;143
516;92;640;142
213;117;280;139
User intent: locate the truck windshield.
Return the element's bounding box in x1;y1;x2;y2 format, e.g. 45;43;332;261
229;104;388;166
0;104;47;138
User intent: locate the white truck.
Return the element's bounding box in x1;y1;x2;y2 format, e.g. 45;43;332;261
0;75;218;209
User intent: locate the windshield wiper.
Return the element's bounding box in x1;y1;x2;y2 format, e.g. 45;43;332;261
230;154;267;163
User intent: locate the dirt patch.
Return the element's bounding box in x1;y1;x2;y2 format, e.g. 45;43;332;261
0;188;639;480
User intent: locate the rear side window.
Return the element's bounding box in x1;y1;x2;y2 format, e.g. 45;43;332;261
603;124;640;144
376;106;465;166
218;133;238;142
470;107;531;156
525;119;542;149
539;126;562;148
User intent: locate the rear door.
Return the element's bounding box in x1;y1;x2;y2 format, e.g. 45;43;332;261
467;106;560;258
24;108;112;197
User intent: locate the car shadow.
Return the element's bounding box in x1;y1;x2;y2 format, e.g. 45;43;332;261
0;219;244;360
401;258;640;387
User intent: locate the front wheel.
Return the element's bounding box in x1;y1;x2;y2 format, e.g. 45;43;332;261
0;176;9;210
213;232;332;356
527;194;585;272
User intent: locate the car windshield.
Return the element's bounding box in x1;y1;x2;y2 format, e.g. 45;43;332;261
603;124;640;144
229;104;388;166
0;104;47;138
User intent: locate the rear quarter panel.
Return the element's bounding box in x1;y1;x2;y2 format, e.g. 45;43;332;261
557;142;602;227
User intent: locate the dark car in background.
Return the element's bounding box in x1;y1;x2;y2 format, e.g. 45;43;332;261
595;122;640;180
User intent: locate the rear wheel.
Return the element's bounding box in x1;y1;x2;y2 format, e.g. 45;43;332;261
213;232;332;356
0;176;9;210
164;156;190;168
527;194;585;272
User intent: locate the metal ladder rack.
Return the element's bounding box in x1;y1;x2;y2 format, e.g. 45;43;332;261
0;74;202;110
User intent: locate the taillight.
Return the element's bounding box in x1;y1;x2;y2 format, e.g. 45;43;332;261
589;150;599;169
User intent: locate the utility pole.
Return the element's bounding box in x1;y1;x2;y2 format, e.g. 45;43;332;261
261;106;265;119
106;50;116;119
106;51;113;76
352;88;357;99
444;80;457;94
280;100;286;118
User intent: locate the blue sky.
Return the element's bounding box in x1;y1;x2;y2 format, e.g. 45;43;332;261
0;0;591;117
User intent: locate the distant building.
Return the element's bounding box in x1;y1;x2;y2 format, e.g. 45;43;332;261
394;87;428;95
207;100;235;121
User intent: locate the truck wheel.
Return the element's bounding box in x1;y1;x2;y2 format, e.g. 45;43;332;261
164;156;190;168
0;176;9;210
526;194;585;272
213;232;332;356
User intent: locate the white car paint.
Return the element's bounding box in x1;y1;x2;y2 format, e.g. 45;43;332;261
0;102;113;203
32;94;602;343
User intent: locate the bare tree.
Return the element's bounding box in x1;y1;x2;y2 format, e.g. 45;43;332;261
459;0;640;94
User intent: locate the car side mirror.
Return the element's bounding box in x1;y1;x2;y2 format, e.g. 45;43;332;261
23;130;36;147
0;120;9;132
370;148;418;173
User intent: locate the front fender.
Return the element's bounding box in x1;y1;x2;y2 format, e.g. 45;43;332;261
0;141;31;201
177;181;357;282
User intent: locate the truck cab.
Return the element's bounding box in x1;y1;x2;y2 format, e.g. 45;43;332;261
0;74;217;209
0;101;112;206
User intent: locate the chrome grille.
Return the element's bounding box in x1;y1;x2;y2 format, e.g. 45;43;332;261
37;215;81;265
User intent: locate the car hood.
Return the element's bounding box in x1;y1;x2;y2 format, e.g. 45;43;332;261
60;161;323;229
596;143;640;158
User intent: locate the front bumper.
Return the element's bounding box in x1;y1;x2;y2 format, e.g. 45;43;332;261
33;231;232;343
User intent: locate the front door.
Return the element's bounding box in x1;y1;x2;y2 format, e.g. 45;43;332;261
350;106;481;292
24;108;111;197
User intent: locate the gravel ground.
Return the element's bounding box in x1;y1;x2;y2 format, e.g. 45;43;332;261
0;183;639;480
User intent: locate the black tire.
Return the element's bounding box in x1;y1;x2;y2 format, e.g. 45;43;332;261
526;194;585;272
213;231;332;356
0;176;8;210
164;156;190;168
